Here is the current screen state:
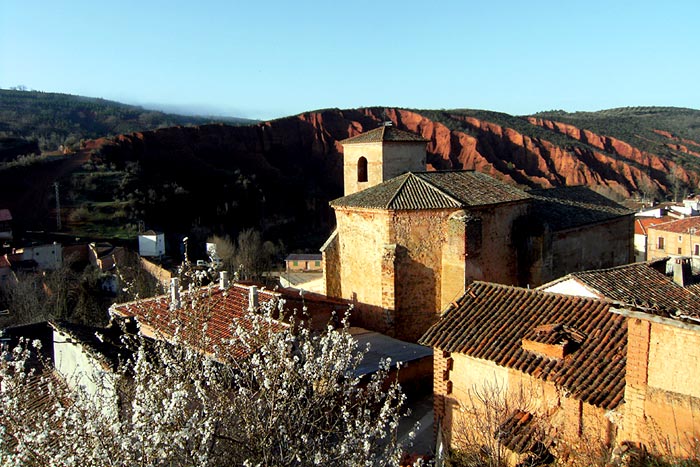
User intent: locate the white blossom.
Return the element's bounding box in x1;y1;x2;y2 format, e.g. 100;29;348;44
0;302;411;466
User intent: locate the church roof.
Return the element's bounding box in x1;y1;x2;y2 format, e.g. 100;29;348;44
340;126;428;144
528;186;632;230
330;171;530;210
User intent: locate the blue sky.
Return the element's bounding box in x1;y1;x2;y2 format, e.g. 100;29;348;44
2;1;699;120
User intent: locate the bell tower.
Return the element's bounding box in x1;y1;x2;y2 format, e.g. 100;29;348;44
340;123;428;196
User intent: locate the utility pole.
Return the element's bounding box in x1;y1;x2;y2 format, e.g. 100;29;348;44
54;182;61;231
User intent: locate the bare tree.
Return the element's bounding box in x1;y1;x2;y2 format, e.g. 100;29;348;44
209;229;281;281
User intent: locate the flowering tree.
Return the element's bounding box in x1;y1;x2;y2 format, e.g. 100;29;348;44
0;303;412;466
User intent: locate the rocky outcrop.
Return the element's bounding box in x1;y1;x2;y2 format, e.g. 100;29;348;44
52;107;698;247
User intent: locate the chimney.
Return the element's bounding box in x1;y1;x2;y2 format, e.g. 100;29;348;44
248;285;259;311
170;277;181;310
219;271;229;290
673;257;692;287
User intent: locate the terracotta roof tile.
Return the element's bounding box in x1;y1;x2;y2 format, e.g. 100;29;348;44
543;260;700;320
340;126;428;144
635;216;672;236
647;216;700;234
419;282;626;410
111;284;348;358
330;171;530;210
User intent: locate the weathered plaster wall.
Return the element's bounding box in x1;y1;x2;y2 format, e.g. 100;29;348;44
435;352;613;460
647;229;700;262
53;328;118;418
466;203;530;286
623;317;700;456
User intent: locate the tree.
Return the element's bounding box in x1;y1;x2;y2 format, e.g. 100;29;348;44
0;300;412;466
208;229;282;281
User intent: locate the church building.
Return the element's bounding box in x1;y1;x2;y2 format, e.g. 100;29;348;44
322;125;633;342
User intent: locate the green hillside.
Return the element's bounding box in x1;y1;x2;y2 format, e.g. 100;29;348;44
0;89;255;153
532;107;700;160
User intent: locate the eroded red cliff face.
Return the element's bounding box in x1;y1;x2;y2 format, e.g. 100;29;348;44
88;107;697;205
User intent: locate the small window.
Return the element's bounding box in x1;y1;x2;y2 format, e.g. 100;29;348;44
315;261;320;267
694;244;699;256
357;157;368;182
658;237;665;250
678;247;682;254
679;236;683;241
293;261;298;266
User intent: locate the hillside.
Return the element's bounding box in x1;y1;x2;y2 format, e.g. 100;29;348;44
2;105;699;253
0;89;254;157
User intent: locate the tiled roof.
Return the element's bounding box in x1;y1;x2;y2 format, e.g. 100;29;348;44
566;261;700;317
111;284;287;359
285;253;322;262
528;186;632;231
340;126;428;144
330;171;530;210
419;282;626;410
0;209;11;222
646;216;700;234
111;283;347;358
635;216;672;236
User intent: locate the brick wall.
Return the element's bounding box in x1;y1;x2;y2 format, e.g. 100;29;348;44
623;316;700;456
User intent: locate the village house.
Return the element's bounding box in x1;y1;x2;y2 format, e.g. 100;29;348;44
646;217;700;269
634;216;672;262
11;242;63;270
322;125;633;342
285;253;322;272
50;320;131;418
540;259;700;457
137;230;165;258
419;282;626;465
420;259;700;464
109;275;432;383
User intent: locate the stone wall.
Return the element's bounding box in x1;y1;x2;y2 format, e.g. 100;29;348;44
342;141;425;196
537;216;633;286
391;209;455;341
332;208;394;333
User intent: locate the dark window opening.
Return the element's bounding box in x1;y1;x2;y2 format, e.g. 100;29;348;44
357;157;368;182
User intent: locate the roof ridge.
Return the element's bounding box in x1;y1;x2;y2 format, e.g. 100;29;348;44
385;173;413;209
472;280;608;304
413;172;465;207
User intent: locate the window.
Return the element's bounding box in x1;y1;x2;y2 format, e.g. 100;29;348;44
679;236;683;241
293;261;298;266
678;247;682;254
357;157;368;182
695;244;699;256
315;261;320;267
658;237;665;250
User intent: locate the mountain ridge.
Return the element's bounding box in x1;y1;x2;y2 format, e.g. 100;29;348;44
2;102;700;251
